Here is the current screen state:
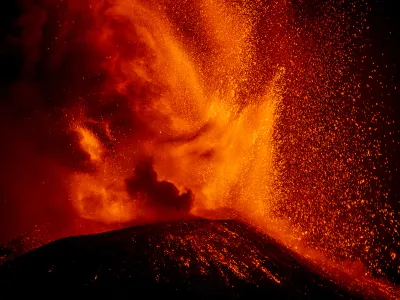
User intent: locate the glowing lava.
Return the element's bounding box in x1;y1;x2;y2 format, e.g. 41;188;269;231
0;0;398;288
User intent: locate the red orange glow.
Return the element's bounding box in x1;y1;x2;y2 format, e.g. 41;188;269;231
0;0;398;291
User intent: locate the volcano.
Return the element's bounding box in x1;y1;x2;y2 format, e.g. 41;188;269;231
0;218;387;298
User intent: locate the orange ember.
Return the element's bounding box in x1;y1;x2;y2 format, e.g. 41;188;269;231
0;0;398;291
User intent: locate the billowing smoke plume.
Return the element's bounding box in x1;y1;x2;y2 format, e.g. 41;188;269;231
0;0;204;241
126;159;194;215
0;0;165;241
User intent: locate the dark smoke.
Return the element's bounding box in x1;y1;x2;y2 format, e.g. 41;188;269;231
126;159;194;214
0;0;160;242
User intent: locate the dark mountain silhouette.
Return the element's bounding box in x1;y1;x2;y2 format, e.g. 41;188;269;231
0;219;390;298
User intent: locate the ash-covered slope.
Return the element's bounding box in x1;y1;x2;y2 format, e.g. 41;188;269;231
0;219;361;298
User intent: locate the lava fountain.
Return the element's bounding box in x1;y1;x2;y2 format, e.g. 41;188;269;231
0;0;398;287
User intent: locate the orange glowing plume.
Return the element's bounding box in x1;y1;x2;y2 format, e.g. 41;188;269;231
9;0;394;285
69;0;283;225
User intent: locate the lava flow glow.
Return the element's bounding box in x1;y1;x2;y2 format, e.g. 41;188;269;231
0;0;399;290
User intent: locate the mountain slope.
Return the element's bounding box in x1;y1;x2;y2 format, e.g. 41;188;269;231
0;219;364;298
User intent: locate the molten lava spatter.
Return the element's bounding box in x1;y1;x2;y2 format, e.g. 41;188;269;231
0;0;398;288
65;0;283;227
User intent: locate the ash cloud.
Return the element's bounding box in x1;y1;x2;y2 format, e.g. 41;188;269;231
125;159;194;214
0;0;160;173
0;0;161;241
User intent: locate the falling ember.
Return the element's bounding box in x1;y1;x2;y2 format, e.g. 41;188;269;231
0;0;399;290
